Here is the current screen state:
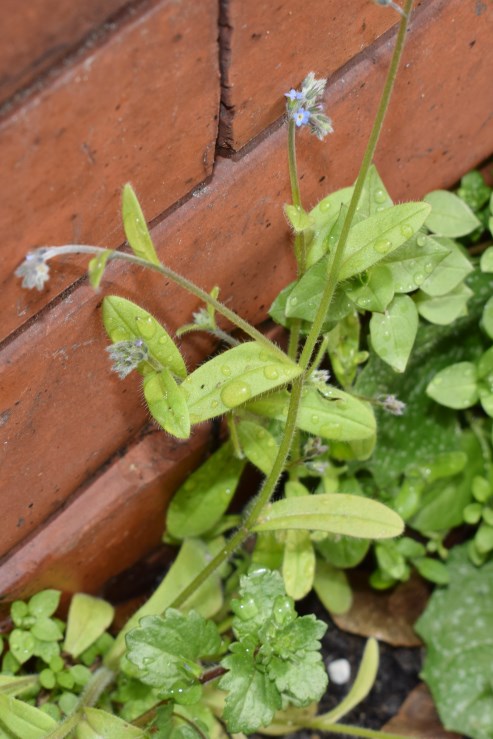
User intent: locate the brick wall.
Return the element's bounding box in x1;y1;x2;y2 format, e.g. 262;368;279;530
1;0;492;597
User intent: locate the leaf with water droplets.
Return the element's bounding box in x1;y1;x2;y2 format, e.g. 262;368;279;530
167;441;245;539
344;265;395;313
122;183;160;265
426;362;478;409
253;494;404;539
284;204;312;233
246;386;376;441
282;530;316;600
419;238;473;297
237;420;279;475
306;186;353;267
143;369;190;439
88;249;113;289
180;342;301;424
339;202;431;281
357;164;393;217
382;233;449;293
370;295;418;373
416;283;473;325
423;190;481;237
102;295;187;378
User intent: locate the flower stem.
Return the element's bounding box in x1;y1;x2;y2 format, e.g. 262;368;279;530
308;721;415;739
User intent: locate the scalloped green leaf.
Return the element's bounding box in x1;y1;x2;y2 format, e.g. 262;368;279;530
167;441;245;539
180;342;301;424
64;594;114;658
237;420;279;475
426;362;479;409
424;190;481;237
369;295;418;373
122;183;160;265
102;296;187;378
253;494;404;539
143;369;190;439
246;386;375;441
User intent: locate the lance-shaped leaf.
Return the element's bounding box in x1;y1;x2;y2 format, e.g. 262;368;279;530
143;369;190;439
252;494;404;539
382;233;449;293
180;342;301;424
237;421;279;475
423;190;481;237
339;202;431;280
63;594;114;658
357;164;393;217
77;708;145;738
88;249;113;289
0;675;39;698
103;296;187;378
0;694;57;738
246;387;375;441
122;183;160;265
369;295;418;373
167;441;245;539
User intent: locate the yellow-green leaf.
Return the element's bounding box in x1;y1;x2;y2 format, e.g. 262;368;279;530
143;369;190;439
237;421;279;475
64;595;114;658
122;183;160;265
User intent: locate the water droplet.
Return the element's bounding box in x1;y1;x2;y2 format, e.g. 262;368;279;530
400;223;414;238
320;422;342;439
111;328;129;342
263;365;279;380
376;205;385;212
221;365;232;376
189;413;200;423
374;239;392;254
311;414;320;424
211;400;219;408
143;657;153;666
259;351;271;362
417;235;427;247
424;261;434;274
320;200;331;213
220;380;252;408
414;272;424;286
135;315;156;339
158;335;168;345
289;296;298;306
374;189;387;203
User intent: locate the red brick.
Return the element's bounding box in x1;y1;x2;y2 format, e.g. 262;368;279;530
0;428;211;599
1;0;492;564
0;0;130;105
0;0;219;341
219;0;397;151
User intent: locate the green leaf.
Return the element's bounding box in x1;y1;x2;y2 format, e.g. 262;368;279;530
480;246;493;273
76;707;145;738
125;609;221;698
102;296;187;378
282;531;315;600
326;310;364;388
88;250;113;289
383;233;449;293
180;342;301;423
0;694;57;738
316;534;370;569
344;265;395;313
306;187;353;267
285;262;355;322
424;190;481;236
143;369;190;439
415;545;493;738
313;560;352;615
30;617;63;642
416;282;473;325
28;590;61;618
284;204;311;233
8;630;35;665
338;202;431;281
0;675;39;698
63;594;114;658
413;557;449;585
313;638;379;725
237;421;279;475
457;170;492;212
357;164;393;217
106;538;222;669
369;295;418;372
247;386;376;441
481;296;493;338
426;362;479;409
219;644;282;734
419;239;473;296
122;183;160;265
167;441;245;539
253;494;404;539
231;569;286;639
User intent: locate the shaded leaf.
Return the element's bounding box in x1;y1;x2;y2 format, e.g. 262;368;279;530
237;421;279;476
313;560;352;615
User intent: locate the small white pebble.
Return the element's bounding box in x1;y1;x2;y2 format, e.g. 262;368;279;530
327;658;351;685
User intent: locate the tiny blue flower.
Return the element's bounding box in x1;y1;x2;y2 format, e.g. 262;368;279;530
294;108;310;127
284;88;303;101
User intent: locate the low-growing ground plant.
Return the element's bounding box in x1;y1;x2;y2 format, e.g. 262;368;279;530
6;0;493;735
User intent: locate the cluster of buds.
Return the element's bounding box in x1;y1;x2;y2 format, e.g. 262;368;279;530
15;248;52;291
377;393;406;416
106;339;150;379
285;72;333;141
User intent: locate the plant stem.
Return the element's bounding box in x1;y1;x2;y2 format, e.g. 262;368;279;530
308;721;415;739
42;245;286;359
287;117;307;275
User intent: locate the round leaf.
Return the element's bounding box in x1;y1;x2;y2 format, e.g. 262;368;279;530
426;362;479;409
423;190;481;237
